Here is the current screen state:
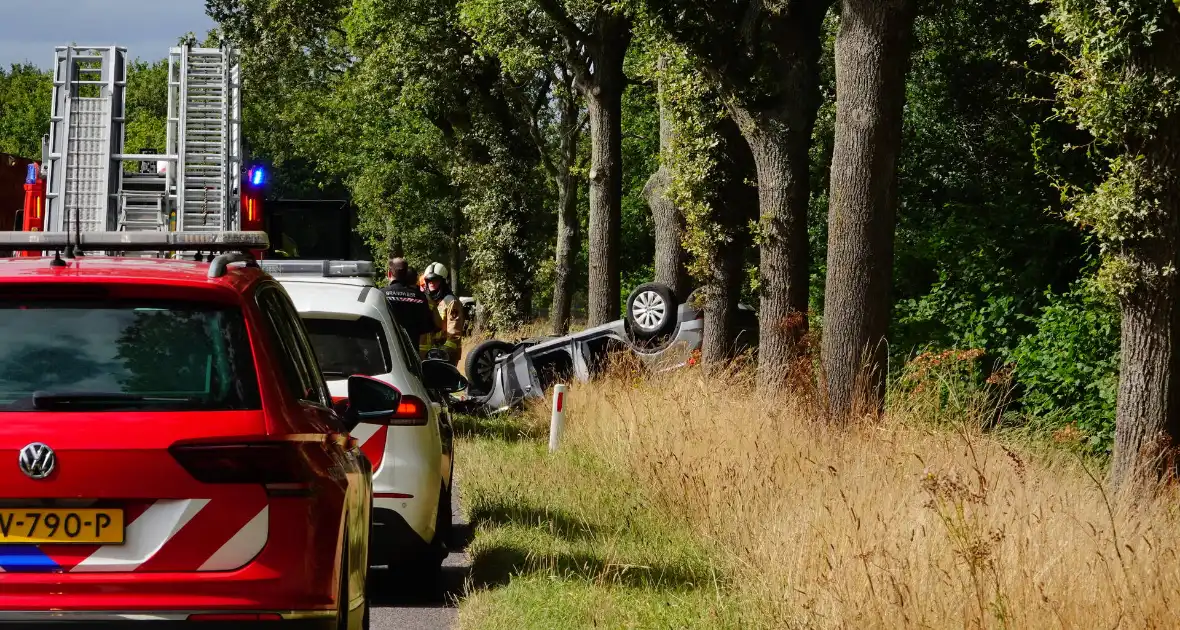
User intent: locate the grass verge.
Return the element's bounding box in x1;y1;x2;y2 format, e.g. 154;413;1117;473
455;358;1180;629
453;412;750;629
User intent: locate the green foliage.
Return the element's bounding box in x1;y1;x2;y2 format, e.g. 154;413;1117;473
629;31;728;286
895;262;1037;357
1036;0;1180;145
214;0;552;327
458;0;549;77
1037;0;1180;293
208;0;350;199
619;81;659;295
0;64;51;159
1010;278;1120;451
123;59;169;171
197;0;1170;447
890;0;1091;362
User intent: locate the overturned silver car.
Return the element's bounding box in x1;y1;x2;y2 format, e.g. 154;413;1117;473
454;282;758;414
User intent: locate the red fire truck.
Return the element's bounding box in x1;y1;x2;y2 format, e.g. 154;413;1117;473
16;44;266;256
0;153;36;233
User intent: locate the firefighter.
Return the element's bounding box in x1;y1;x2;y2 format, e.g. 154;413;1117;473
421;262;464;365
382;258;437;350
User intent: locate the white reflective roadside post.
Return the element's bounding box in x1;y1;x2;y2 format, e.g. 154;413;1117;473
549;384;568;453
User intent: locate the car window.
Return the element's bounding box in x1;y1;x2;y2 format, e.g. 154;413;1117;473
275;294;332;407
301;316;391;379
0;299;261;411
255;285;328;407
380;299;424;379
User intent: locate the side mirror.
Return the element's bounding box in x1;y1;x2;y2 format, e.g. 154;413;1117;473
341;375;402;432
421;359;469;394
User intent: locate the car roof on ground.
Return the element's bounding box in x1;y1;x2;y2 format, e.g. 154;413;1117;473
0;256;262;291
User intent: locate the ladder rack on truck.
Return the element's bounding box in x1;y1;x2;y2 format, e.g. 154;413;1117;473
37;44;245;238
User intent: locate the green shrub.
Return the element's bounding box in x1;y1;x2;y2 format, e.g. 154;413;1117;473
1009;280;1119;453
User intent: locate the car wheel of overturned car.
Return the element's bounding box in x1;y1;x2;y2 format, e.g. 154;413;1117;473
464;339;514;396
626;282;678;340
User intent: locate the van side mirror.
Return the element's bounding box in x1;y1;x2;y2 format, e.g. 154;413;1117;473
341;375;402;432
421;359;469;394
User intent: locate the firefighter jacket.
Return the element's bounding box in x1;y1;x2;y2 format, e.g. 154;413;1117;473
422;293;465;364
382;281;438;346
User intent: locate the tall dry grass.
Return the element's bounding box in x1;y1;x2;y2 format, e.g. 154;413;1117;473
535;359;1180;629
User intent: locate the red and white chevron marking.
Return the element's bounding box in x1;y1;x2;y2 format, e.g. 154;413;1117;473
0;498;269;573
350;422;388;472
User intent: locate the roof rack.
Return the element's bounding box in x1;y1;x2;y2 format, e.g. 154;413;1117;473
259;260;375;279
0;230;269;252
0;231;269;278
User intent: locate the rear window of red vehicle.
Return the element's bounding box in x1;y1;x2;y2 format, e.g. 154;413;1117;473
0;299;261;411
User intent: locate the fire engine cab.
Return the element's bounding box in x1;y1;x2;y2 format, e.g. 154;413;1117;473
19;44;265;255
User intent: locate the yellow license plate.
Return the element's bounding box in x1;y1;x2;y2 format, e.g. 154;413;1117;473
0;508;124;544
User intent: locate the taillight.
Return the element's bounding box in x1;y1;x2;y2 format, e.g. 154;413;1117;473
388;395;429;426
169;439;328;496
334;393;429;426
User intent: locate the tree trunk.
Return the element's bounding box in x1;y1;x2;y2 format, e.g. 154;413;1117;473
585;67;625;327
737;115;816;389
821;0;916;420
722;13;827;390
1112;271;1180;488
700;117;758;366
1103;0;1180;492
700;228;749;366
551;171;579;335
449;204;462;296
519;281;534;323
644;64;691;299
644;168;690;298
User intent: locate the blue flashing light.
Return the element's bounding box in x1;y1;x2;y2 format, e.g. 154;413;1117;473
248;166;266;187
25;163;37;185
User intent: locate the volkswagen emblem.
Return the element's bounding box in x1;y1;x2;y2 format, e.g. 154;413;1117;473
19;443;56;480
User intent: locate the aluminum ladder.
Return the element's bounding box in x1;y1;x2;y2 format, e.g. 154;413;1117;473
117;171;169;231
43;46;127;233
169;45;242;232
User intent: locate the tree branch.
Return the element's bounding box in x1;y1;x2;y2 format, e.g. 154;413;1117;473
506;78;559;179
535;0;590;46
535;0;594;85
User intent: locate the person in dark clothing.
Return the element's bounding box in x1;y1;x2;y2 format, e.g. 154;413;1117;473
382;257;438;348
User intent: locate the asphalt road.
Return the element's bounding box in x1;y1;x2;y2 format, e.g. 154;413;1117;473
368;489;471;629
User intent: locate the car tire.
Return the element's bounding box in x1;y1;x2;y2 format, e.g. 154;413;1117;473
464;339;514;396
626;282;678;340
398;483;449;591
433;481;452;560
